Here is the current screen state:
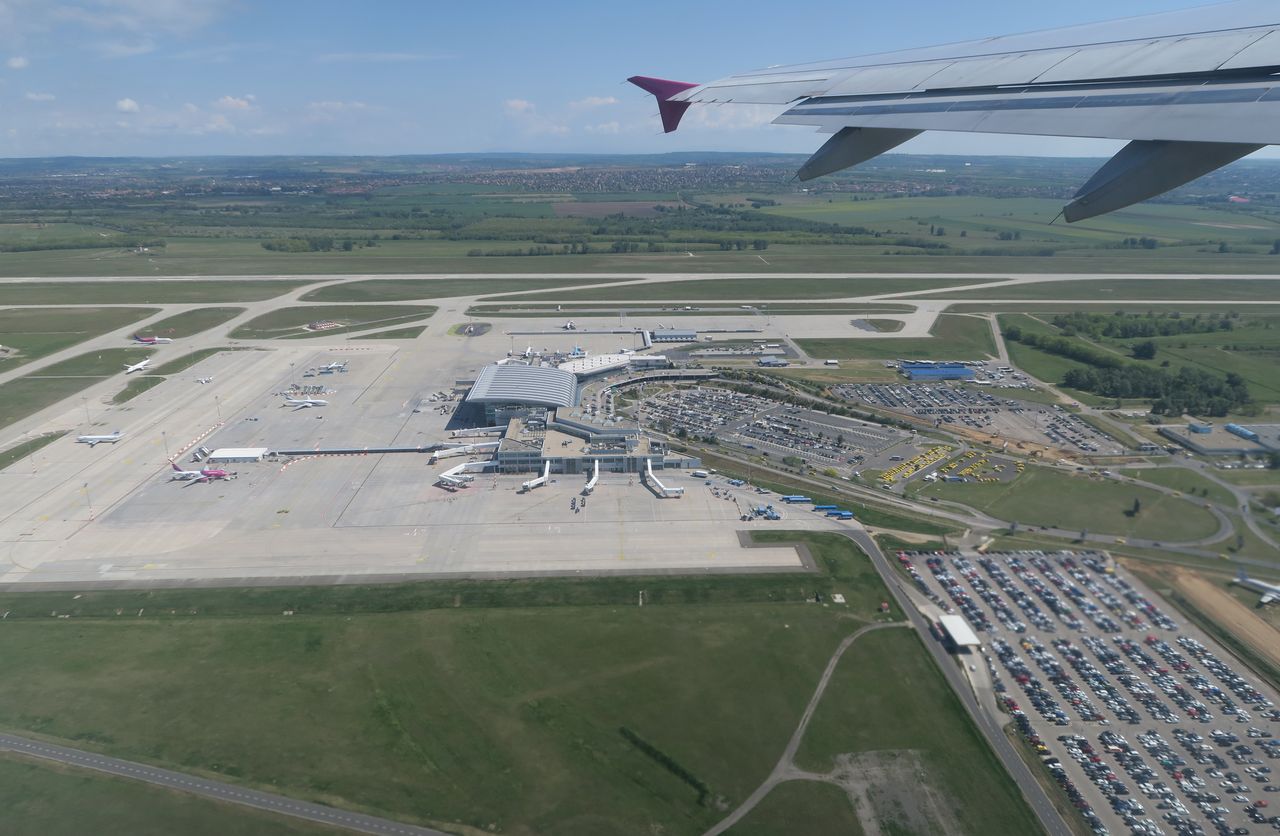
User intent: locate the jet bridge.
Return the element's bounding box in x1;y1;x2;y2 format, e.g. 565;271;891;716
521;461;551;492
583;459;600;495
644;459;684;498
429;441;500;463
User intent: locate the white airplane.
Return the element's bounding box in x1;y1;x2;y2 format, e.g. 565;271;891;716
77;431;123;447
562;321;576;331
123;358;152;374
195;377;213;385
318;361;348;373
283;397;328;411
169;462;235;483
132;334;173;345
1233;570;1280;606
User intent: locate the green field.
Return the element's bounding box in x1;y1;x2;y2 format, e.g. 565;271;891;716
726;780;864;835
1211;468;1280;488
915;465;1221;542
111;376;165;404
795;314;997;362
0;348;153;431
350;326;428;340
0;307;159;373
137;307;246;338
0;532;917;836
301;277;640;302
796;629;1043;836
0;753;334;836
0;281;309;304
0;432;66;472
938;279;1280;302
229;306;436;340
1123;467;1237;507
147;348;246;376
487;276;983;302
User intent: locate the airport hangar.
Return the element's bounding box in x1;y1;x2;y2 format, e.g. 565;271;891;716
459;360;710;480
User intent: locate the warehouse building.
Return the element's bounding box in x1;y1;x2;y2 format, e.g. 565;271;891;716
900;362;975;381
650;329;698;343
206;447;268;464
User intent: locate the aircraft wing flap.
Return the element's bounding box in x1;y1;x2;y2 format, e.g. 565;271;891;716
1220;28;1280;68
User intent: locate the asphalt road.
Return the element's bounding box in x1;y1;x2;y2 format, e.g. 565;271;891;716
0;732;451;836
842;529;1075;836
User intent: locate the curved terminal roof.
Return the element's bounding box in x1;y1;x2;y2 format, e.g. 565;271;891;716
467;364;577;408
558;354;630;378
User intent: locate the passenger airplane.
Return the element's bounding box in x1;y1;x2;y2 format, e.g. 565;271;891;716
195;377;213;385
123;358;152;374
132;334;172;345
318;361;348;373
1233;569;1280;606
169;462;234;483
76;431;123;447
632;0;1280;221
283;397;328;411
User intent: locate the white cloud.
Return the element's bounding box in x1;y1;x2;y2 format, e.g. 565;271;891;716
317;51;444;63
502;98;569;136
305;100;371;123
503;98;536;116
98;39;155;58
24;91;53;101
115;97;139;113
570;96;617;110
585;121;621;135
52;0;230;34
6;55;28;69
215;94;254;110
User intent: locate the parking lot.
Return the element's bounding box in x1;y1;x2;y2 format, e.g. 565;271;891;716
895;548;1280;836
835;382;1123;454
641;386;913;471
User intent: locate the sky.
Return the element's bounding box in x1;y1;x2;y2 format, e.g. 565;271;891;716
0;0;1271;159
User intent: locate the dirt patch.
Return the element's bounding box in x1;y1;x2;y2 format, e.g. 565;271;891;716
821;750;962;836
1140;564;1280;670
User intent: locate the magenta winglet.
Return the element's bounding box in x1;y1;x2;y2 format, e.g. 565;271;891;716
628;75;699;133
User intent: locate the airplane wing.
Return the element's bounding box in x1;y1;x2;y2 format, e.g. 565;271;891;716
632;0;1280;221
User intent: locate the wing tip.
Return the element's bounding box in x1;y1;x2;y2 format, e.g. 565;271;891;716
628;75;699;133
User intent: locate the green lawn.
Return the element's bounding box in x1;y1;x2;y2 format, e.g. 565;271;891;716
137;307;246;338
725;780;863;836
1210;468;1280;488
229;305;436;340
486;277;983;302
0;533;921;836
0;348;153;431
111;376;165;404
0;753;337;836
0;307;159;373
147;348;246;376
302;277;641;302
0;432;66;472
916;465;1221;542
795;628;1043;836
0;281;308;304
1123;467;1237;507
795;314;997;362
938;279;1280;302
350;326;428;340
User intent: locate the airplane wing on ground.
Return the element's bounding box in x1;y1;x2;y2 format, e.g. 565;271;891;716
631;0;1280;221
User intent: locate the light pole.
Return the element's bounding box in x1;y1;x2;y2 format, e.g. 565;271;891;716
83;482;92;519
81;397;90;424
162;431;170;460
215;395;222;419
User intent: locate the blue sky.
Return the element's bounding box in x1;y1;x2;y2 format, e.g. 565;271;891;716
0;0;1268;158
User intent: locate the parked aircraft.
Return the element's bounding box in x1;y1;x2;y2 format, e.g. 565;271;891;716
561;321;576;331
632;0;1280;221
132;334;172;345
1234;569;1280;606
318;361;348;373
169;462;235;483
283;397;328;411
76;431;123;447
195;377;214;384
123;357;152;374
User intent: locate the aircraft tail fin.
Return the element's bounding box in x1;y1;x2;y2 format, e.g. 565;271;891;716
628;76;699;133
1238;568;1249;582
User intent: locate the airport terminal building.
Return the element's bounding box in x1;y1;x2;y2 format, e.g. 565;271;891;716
463;361;702;476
